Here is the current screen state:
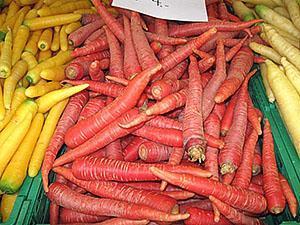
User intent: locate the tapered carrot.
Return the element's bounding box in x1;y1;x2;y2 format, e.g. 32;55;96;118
131;12;159;70
220;95;237;137
225;36;248;62
53;166;178;213
0;28;12;78
78;97;106;121
12;25;30;66
247;93;262;135
154;18;174;59
64;64;162;148
209;196;261;225
163;60;188;80
252;144;262;176
146;116;182;130
278;173;298;218
262;119;286;214
232;128;258;188
104;25;124;78
150;41;162;54
183;55;205;162
42;91;89;192
215;46;254;103
202;40;227;120
150;167;267;214
92;0;124;42
71;37;108;57
84;27;106;44
71;156;211;182
48;182;189;221
145;32;187;45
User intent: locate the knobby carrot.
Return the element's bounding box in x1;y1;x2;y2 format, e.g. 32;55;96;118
42;91;89;192
262;119;286;214
48;182;189;221
183;56;205;162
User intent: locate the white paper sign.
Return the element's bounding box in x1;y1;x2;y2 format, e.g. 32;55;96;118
112;0;208;22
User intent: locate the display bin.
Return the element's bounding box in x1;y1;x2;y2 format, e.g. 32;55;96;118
10;71;300;225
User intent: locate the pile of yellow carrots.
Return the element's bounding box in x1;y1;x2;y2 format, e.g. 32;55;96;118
233;0;300;157
0;0;100;221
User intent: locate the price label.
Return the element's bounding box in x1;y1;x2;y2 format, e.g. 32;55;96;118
112;0;208;22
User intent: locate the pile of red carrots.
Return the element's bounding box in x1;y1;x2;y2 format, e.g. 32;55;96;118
41;0;298;224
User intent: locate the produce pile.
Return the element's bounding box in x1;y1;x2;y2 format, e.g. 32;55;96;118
232;0;300;157
0;0;298;224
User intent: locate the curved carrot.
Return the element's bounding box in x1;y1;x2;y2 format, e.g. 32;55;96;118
150;167;267;214
48;182;189;222
104;25;124;78
225;36;248;62
209;195;261;225
123;16;141;80
183;55;205;162
91;0;124;42
64;63;162;148
262;119;286;214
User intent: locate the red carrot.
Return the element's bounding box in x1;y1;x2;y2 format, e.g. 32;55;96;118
150;167;267;214
278;173;298;218
42;91;89;192
215;46;254;103
247;94;262;135
202;40;227;120
89;148;107;158
220;95;237;136
93;218;150;225
59;208;108;223
64;63;162;148
251;174;263;186
85;27;105;45
254;56;265;63
138;141;173;163
248;182;264;195
209;196;261;225
154;18;174;59
218;2;229;20
69;19;105;47
232;128;258;188
72;38;109;57
123;137;146;161
65;62;87;80
262;119;286;214
104;26;124;78
71;156;211;182
184;207;231;225
150;41;162;54
131;12;159;70
169;19;262;37
198;56;215;73
219;70;256;174
106;75;129;86
73;50;110;63
116;7;148;31
207;4;218;19
163;60;188;80
212;103;226;120
89;61;104;81
123;16;142;80
200;31;239;52
81;14;101;25
53;167;178;213
204;113;220;180
145;32;187;45
163;190;195;200
221;172;236;185
180;199;213;212
252;144;262;176
146;116;182;130
50;202;59;225
91;0;125;42
62;80;124;98
183;55;205;162
105;139;123;161
201;72;213;88
225;36;248;62
48;182;189;222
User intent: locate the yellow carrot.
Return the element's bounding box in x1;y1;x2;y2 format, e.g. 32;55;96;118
38;28;53;51
0;193;18;222
10;87;27;112
0;100;37;177
25;9;38;19
23;13;82;30
281;57;300;95
28;99;68;177
64;21;81;34
33;0;43;9
12;25;30;66
266;59;300;156
22;77;29;88
74;8;97;15
0;13;7;27
50;26;60;51
38;0;91;16
24;30;42;55
0;14;18;34
19;0;38;5
256;5;300;39
0;113;44;193
260;62;275;103
38;49;52;62
26;50;73;84
263;24;300;71
249;42;281;64
36;84;88;113
49;0;77;8
6;1;20;20
40;65;66;81
3;60;28;109
242;0;277;7
273;6;290;18
59;25;68;51
0;84;6;121
283;0;300;30
43;0;58;6
0;28;12;78
21;52;38;70
25;81;61;98
12;8;29;38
